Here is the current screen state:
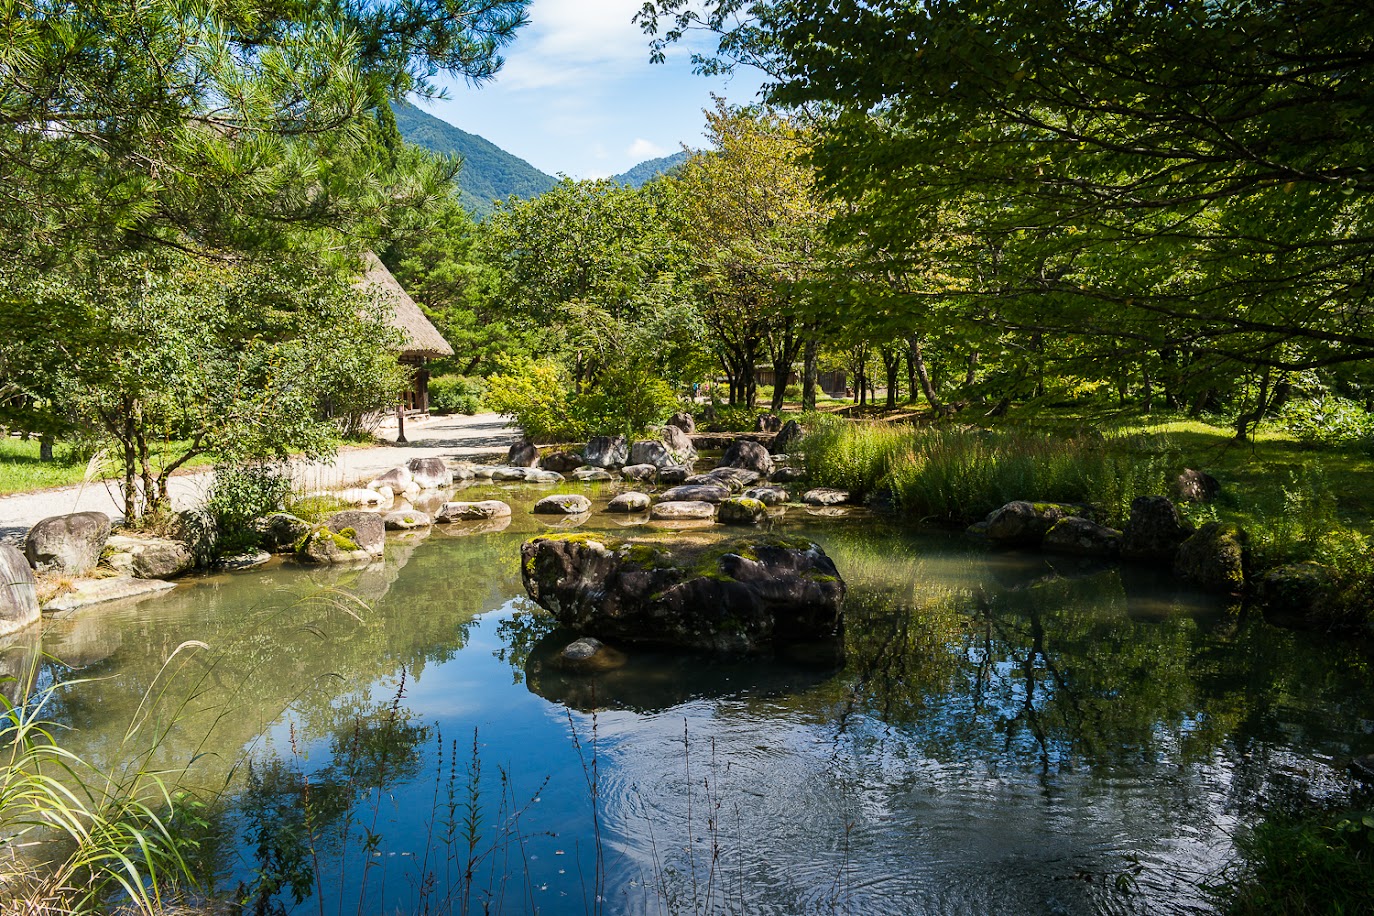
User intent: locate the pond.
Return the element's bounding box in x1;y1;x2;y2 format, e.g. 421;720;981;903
9;481;1374;914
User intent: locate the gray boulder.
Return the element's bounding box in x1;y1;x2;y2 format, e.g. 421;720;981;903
1121;496;1194;561
525;469;565;483
296;527;373;565
660;424;697;462
25;512;111;575
583;435;629;469
406;457;453;489
507;438;540;467
491;466;530;481
658;465;693;485
650;501;716;520
982;501;1080;546
771;467;807;483
709;467;761;488
755;413;782;433
719;439;774;476
1042;517;1122;557
0;544;40;637
620;463;658;482
436;500;512;522
521;534;845;653
104;535;195;579
533;494;593;515
667;411;696;435
324;510;386;556
630;440;672;468
369;465;414;491
541;451;584;473
803;488;850;507
384;510;432;531
686;473;743;493
1175;469;1220;503
719;497;769;526
218;549;272;571
660;483;731;504
1174;522;1246;593
572;466;617;482
607;492;652;513
772;419;805;455
743;486;789;507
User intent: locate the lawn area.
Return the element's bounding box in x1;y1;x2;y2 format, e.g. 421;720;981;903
0;437;217;496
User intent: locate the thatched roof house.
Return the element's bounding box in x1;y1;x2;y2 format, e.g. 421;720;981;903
357;251;454;359
356;252;453;420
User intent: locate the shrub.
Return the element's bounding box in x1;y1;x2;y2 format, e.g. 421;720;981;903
428;375;486;415
207;462;292;554
699;405;767;432
1276;394;1374;447
572;362;678;440
484;360;587;443
287;494;351;523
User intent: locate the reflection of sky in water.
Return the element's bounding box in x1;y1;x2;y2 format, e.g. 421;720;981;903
12;483;1374;914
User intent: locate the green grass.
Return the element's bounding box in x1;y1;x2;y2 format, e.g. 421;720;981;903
0;438;99;493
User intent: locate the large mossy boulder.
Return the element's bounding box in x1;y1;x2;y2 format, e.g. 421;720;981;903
1174;522;1247;593
252;513;312;552
323;510;385;556
25;512;111;575
520;534;846;653
980;501;1079;546
719;497;769;526
0;545;40;638
1120;496;1193;561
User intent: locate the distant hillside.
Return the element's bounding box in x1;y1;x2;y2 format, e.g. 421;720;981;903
392;103;557;218
613;151;691;188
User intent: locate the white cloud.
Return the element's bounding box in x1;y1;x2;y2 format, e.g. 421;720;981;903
497;0;648;91
627;138;667;159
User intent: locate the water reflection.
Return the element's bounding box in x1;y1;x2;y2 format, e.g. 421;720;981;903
15;483;1374;915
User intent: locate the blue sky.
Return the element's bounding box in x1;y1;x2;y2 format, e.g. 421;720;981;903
421;0;765;179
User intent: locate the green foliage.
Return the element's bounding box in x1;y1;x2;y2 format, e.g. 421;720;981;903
1210;810;1374;915
207;463;293;555
699;405;767;432
287;495;352;523
0;655;206;913
1276;395;1374;447
804;422;1171;525
428;375;487;415
484;359;586;443
572;362;679;440
612;151;692;188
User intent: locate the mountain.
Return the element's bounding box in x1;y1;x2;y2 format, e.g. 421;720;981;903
392;103;558;218
612;151;691;188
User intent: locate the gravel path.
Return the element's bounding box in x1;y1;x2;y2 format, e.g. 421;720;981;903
0;412;519;545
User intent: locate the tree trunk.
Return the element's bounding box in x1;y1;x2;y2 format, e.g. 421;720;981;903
802;338;818;411
964;351;979;390
1234;368;1272;441
882;346;901;409
909;335;943;412
39;435;53;462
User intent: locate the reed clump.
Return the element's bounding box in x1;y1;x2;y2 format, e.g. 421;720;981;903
803;423;1173;526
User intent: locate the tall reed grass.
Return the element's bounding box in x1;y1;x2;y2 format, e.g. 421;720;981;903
803;423;1174;526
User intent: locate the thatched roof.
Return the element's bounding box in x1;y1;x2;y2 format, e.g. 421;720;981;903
357;252;455;358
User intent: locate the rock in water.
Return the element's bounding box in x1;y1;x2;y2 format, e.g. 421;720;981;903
508;438;540;467
541;451;584;473
660;424;698;463
407;457;453;489
533;494;593;515
0;545;40;637
719;497;769;525
104;535;195;579
719;439;774;476
520;534;845;653
583;435;629;469
25;512;111;575
607;492;652;513
980;501;1080;546
324;510;386;556
436;500;512;522
1174;522;1247;593
1120;496;1193;561
650;501;716;520
1042;517;1122;557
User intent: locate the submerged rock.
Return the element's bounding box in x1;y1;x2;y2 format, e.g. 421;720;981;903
520;534;846;653
25;512;111;575
554;636;627;673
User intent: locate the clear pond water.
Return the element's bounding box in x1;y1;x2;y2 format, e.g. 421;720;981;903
8;481;1374;914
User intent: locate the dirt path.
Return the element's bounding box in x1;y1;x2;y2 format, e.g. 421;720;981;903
0;412;519;545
